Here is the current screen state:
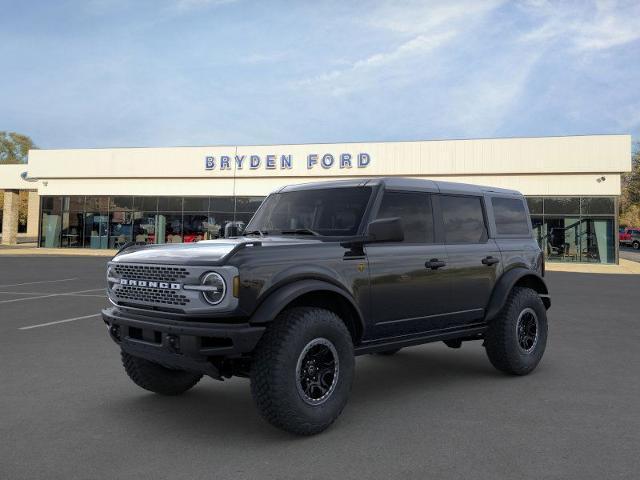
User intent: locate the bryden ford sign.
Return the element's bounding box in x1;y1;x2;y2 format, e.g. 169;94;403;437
205;153;371;171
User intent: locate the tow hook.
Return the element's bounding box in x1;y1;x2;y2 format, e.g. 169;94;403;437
109;324;121;342
167;334;180;353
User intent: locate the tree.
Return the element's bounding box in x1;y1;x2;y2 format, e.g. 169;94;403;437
0;131;36;164
620;142;640;227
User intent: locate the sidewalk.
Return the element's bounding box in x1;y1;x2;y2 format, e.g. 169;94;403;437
0;246;117;256
546;258;640;275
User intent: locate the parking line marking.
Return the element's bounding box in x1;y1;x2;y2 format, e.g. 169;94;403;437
19;313;101;330
0;278;78;288
0;288;104;304
0;290;106;296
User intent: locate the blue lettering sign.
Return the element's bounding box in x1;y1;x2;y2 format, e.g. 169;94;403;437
280;154;292;169
265;154;276;169
358;153;370;168
204;152;371;171
321;154;334;169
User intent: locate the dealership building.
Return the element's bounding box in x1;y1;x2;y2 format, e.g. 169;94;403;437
0;134;631;263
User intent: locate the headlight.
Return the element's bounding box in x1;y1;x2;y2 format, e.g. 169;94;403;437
201;272;226;305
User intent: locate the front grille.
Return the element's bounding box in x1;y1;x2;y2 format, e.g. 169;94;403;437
115;285;191;306
113;264;189;282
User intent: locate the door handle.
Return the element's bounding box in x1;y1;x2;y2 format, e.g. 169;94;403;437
482;256;500;266
425;258;446;270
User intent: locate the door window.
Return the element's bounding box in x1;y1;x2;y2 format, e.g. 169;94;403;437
376;191;434;243
441;195;487;244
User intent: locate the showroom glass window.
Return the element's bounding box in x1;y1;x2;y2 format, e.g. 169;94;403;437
525;196;615;264
40;195;266;248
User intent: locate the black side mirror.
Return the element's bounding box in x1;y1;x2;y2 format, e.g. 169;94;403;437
365;217;404;243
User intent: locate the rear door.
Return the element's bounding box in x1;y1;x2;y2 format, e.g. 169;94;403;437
365;190;451;338
440;194;501;326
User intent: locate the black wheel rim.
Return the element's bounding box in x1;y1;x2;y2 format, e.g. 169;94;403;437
516;307;539;354
295;338;339;406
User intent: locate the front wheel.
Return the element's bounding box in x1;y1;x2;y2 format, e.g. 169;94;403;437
484;287;548;375
633;241;640;250
250;307;354;435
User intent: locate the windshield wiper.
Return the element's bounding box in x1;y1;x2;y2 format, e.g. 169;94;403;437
280;228;321;236
243;229;268;237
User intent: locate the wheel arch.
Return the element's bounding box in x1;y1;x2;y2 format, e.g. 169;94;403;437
485;268;550;323
248;279;365;344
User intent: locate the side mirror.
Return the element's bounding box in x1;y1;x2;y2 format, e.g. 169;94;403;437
365;217;404;243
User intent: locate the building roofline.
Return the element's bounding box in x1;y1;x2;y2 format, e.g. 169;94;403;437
28;133;631;153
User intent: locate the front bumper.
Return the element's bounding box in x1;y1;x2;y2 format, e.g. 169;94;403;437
102;306;265;377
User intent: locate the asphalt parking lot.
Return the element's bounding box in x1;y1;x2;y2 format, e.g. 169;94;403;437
1;256;639;480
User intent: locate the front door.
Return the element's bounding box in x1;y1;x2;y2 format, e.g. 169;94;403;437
439;194;501;325
365;190;451;339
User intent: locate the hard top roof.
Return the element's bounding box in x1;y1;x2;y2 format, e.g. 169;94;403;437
277;177;521;196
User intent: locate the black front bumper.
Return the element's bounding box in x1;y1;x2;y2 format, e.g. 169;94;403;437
102;306;265;378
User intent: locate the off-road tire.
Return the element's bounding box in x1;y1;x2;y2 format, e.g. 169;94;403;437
121;351;202;395
374;348;402;356
250;307;354;435
484;287;548;375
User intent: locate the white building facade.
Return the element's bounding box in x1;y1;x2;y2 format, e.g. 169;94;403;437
0;134;632;263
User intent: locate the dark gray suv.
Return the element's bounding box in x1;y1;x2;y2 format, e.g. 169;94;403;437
102;178;550;435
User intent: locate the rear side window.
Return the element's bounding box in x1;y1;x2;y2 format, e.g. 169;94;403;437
376;191;434;243
440;195;487;244
492;197;530;235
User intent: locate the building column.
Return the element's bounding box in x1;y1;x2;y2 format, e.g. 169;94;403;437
26;190;40;238
1;189;20;246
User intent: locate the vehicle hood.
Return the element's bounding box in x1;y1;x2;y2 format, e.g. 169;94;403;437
111;236;324;265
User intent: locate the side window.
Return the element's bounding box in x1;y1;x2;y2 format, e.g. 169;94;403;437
440;195;487;244
376;191;434;243
491;197;531;235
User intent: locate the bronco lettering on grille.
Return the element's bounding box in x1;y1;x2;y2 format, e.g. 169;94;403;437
119;279;181;290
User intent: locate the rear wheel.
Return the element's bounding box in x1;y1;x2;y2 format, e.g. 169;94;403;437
633;241;640;250
250;307;354;435
121;351;202;395
484;287;548;375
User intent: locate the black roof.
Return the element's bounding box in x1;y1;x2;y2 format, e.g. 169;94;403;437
278;177;521;196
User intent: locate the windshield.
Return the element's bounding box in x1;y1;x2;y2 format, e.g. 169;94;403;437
245;186;373;237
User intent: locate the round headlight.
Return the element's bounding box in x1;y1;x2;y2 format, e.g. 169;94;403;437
202;272;226;305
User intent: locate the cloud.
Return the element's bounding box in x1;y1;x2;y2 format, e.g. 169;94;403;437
239;51;289;65
297;0;505;96
519;0;640;51
172;0;239;12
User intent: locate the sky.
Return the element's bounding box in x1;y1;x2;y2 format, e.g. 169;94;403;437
1;0;639;149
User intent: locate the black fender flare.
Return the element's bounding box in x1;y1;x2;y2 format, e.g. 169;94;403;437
484;268;550;322
248;279;365;336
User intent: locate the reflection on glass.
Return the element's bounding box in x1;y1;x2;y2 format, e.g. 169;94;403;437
133;212;157;244
109;211;132;248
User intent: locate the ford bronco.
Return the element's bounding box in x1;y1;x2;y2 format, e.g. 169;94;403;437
102;178;550;435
